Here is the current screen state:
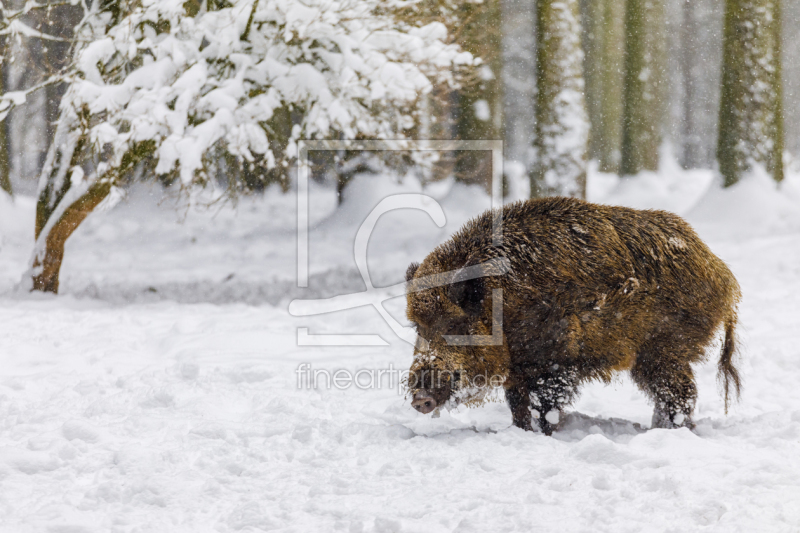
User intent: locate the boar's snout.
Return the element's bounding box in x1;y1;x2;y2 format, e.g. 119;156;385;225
411;390;437;414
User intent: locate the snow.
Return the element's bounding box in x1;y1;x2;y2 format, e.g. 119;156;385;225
2;165;800;531
473;99;491;121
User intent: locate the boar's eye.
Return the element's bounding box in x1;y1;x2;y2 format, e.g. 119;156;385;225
444;320;469;336
447;276;485;316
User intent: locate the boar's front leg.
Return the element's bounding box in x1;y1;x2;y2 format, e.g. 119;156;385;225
527;365;581;435
504;365;581;435
505;311;584;435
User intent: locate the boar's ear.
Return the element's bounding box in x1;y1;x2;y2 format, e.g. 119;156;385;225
447;276;485;316
406;262;420;282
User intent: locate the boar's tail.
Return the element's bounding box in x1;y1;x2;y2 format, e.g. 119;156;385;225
718;314;742;414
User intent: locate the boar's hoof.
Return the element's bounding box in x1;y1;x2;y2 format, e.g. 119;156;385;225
412;390;438;414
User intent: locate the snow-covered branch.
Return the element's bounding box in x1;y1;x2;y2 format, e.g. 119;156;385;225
53;0;471;190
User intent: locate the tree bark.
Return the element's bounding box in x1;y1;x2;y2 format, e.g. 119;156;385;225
453;0;503;189
597;0;625;173
530;0;588;198
583;0;625;174
501;0;536;166
583;0;603;164
718;0;784;186
0;70;11;196
620;0;666;176
680;0;699;170
783;0;800;160
0;36;11;196
32;182;110;293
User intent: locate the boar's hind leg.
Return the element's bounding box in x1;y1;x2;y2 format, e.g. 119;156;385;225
631;346;699;430
528;366;582;435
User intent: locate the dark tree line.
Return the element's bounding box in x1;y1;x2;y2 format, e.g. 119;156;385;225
504;0;789;194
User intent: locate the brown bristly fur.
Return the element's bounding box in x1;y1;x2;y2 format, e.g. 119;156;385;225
406;197;742;435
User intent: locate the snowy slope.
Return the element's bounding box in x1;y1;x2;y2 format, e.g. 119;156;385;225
1;169;799;532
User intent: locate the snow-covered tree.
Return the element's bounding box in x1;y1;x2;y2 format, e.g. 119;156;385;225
13;0;470;293
620;0;666;176
718;0;784;186
530;0;589;198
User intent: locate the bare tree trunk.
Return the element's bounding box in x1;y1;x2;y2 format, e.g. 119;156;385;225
583;0;625;174
530;0;589;198
453;0;504;190
680;0;699;169
583;0;603;164
718;0;784;186
665;0;723;171
32;182;110;293
783;0;800;162
598;0;625;173
620;0;666;176
0;52;11;196
501;0;536;167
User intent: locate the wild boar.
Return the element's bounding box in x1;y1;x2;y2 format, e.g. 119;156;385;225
405;197;741;435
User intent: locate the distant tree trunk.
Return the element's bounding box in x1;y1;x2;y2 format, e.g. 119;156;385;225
0;49;11;196
530;0;588;198
583;0;603;164
41;0;84;160
620;0;666;176
679;0;700;169
783;0;800;162
585;0;625;174
665;0;724;171
428;83;457;182
717;0;784;186
453;0;503;189
501;0;536;167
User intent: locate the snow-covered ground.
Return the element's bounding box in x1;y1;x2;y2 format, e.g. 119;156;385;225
1;166;800;532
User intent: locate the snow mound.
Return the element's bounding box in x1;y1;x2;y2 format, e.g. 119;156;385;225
600;168;714;214
688;168;800;240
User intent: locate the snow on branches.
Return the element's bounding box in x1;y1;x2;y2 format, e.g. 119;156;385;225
24;0;471;293
60;0;471;189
